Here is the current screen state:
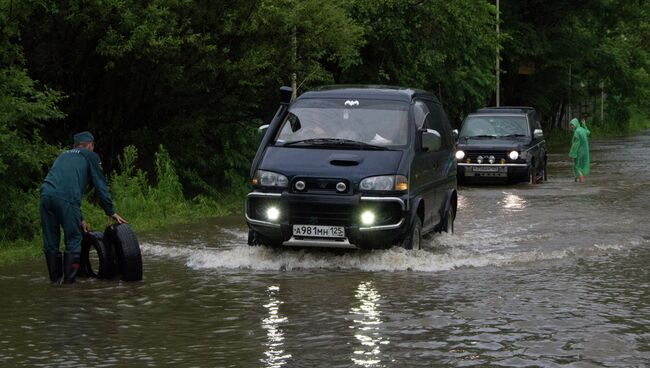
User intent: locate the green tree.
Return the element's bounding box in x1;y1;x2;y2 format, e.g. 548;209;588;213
341;0;498;124
0;0;63;242
18;0;365;194
498;0;650;129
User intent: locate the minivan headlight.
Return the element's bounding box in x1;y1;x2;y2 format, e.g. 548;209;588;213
360;175;408;191
252;170;289;188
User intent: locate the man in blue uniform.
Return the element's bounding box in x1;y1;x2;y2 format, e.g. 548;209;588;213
40;131;127;284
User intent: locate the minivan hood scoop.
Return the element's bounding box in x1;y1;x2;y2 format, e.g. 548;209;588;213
259;147;403;181
329;154;363;166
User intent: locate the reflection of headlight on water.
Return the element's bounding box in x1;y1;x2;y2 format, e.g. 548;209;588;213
350;282;389;367
262;285;291;367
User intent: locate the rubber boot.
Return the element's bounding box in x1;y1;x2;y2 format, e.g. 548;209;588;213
45;253;63;283
63;253;81;284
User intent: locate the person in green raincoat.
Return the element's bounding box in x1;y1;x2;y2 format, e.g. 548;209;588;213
569;118;590;183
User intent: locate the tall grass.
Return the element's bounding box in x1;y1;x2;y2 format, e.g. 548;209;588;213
1;145;249;264
545;106;650;148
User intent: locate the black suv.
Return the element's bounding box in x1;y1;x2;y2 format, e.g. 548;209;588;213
245;85;458;250
456;106;547;184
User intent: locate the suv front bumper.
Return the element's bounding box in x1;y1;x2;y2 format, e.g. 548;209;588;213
458;163;528;179
245;191;410;249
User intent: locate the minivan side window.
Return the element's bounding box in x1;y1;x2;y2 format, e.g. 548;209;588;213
424;100;453;149
413;101;430;130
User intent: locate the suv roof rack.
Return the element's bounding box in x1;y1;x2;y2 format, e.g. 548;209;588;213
476;106;535;113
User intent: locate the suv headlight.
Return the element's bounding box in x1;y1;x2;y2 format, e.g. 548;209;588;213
360;175;408;191
508;151;519;160
252;170;289;188
455;150;465;160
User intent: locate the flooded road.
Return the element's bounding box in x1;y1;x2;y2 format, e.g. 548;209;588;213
2;131;650;367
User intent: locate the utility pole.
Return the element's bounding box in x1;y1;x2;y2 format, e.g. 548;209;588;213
496;0;500;107
291;26;297;101
600;81;605;124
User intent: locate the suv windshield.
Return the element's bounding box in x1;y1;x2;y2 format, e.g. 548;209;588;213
275;98;409;147
460;115;529;138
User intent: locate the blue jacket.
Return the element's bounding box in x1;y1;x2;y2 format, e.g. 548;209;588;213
41;147;115;216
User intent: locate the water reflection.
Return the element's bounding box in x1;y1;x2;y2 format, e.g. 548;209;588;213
350;281;389;367
261;285;291;367
501;192;526;211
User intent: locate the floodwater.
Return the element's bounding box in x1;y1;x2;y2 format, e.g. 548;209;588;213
2;132;650;367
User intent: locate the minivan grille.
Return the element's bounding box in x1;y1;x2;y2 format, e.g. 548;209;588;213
290;202;353;226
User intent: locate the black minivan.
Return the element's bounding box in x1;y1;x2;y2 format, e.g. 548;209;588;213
245;86;457;250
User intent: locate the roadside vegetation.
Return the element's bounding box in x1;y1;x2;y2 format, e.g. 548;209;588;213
1;1;650;262
0;145;245;264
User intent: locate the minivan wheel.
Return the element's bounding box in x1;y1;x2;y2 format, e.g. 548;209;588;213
403;217;422;250
442;206;455;234
248;229;283;248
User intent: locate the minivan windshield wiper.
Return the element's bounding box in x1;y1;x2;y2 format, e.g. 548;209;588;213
499;134;528;138
463;134;496;139
281;138;390;150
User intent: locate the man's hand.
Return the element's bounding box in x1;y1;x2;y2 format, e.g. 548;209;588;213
81;220;90;233
110;213;128;224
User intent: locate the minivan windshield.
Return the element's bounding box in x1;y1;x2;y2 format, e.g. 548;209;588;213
460;115;530;138
275;98;409;147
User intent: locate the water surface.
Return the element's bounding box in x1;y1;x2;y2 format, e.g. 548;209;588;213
2;132;649;367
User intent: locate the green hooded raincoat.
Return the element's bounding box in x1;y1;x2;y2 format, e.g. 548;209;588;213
569;118;590;177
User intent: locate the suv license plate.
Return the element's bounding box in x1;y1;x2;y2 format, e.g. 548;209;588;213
293;225;345;238
472;165;500;172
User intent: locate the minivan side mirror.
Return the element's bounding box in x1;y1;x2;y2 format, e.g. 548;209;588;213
452;129;459;140
533;128;543;139
258;124;269;141
280;86;293;105
420;129;442;152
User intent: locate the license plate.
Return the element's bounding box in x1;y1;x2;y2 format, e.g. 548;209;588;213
293;225;345;238
471;165;500;172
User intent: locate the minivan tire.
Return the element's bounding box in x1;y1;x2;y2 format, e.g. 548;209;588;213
80;231;116;279
248;229;283;248
104;224;143;282
402;217;423;250
441;206;455;234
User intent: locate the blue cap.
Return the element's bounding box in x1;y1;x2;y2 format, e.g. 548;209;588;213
73;131;94;145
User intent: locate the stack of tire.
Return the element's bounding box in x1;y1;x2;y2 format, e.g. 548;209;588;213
80;223;143;281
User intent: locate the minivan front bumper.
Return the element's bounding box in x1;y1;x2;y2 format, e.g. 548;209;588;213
245;191;410;249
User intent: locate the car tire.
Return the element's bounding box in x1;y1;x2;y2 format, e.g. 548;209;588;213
248;229;283;248
402;217;422;250
441;206;455;234
104;224;143;282
80;231;117;279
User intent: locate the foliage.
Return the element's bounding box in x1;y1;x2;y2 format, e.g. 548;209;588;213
1;0;650;260
0;1;63;242
341;0;497;125
498;0;650;129
82;145;233;232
